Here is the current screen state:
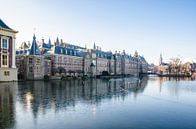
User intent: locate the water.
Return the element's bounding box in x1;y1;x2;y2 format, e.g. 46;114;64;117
0;76;196;129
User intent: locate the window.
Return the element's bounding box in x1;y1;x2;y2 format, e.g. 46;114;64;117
36;58;41;65
2;55;8;66
37;67;39;73
29;67;33;72
1;38;9;49
4;71;10;76
29;58;33;63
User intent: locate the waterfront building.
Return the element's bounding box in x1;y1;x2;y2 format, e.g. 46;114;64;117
0;19;18;81
157;54;194;76
138;55;148;74
83;49;92;77
49;40;85;77
109;54;115;75
129;56;138;76
16;35;50;80
114;51;122;75
92;44;113;76
121;50;132;75
16;36;148;80
157;54;169;75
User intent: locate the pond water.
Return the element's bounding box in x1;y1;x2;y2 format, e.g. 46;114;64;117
0;76;196;129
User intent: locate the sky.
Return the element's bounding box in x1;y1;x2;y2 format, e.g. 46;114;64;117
1;0;196;64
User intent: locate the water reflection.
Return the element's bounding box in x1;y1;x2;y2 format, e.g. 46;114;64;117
0;82;17;129
17;77;148;119
157;76;196;95
1;76;196;129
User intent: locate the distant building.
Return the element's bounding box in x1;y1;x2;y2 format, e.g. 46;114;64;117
16;35;50;80
0;19;18;81
16;36;148;80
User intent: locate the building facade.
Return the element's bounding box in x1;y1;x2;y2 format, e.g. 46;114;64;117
16;37;148;80
0;19;18;81
16;35;49;80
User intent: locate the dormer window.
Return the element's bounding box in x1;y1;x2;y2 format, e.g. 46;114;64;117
1;37;9;49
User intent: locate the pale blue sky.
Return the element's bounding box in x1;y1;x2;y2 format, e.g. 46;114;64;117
1;0;196;64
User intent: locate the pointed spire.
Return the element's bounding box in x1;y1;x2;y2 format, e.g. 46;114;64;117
93;42;96;50
159;53;163;65
56;37;59;46
48;38;51;45
29;34;41;55
85;44;87;49
33;34;36;40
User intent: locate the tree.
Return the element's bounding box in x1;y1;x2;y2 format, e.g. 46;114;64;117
169;57;182;74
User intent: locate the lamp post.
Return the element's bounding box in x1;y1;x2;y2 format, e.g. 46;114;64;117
134;50;139;78
137;57;139;78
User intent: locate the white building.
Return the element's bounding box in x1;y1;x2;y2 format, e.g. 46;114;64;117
0;19;18;81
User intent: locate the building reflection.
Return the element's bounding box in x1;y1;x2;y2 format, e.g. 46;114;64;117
17;77;148;118
0;82;17;129
158;76;196;96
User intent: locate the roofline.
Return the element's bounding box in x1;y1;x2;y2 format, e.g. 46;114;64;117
0;27;18;33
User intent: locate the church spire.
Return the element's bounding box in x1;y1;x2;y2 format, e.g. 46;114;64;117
93;42;96;50
56;37;59;46
29;34;41;55
48;38;51;45
159;53;163;65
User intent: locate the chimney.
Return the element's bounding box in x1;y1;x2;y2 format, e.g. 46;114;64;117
42;38;44;43
123;50;125;53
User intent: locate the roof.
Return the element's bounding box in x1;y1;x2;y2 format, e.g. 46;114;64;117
29;35;41;55
54;46;85;57
19;42;29;50
96;50;112;59
0;19;17;33
42;43;53;49
16;49;30;55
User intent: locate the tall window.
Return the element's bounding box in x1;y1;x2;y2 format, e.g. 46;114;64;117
29;67;33;72
36;58;41;65
2;38;9;49
29;58;33;63
2;55;8;66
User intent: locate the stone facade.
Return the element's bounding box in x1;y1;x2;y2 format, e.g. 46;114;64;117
16;37;148;80
0;19;18;81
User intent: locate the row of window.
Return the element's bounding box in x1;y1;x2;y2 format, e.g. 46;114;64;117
29;58;41;65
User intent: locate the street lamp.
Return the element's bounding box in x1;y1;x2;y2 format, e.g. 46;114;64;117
134;50;139;78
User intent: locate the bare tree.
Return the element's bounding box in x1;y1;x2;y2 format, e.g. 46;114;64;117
169;57;182;75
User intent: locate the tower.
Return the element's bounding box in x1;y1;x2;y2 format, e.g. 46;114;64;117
27;34;44;80
159;53;163;66
93;42;96;50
